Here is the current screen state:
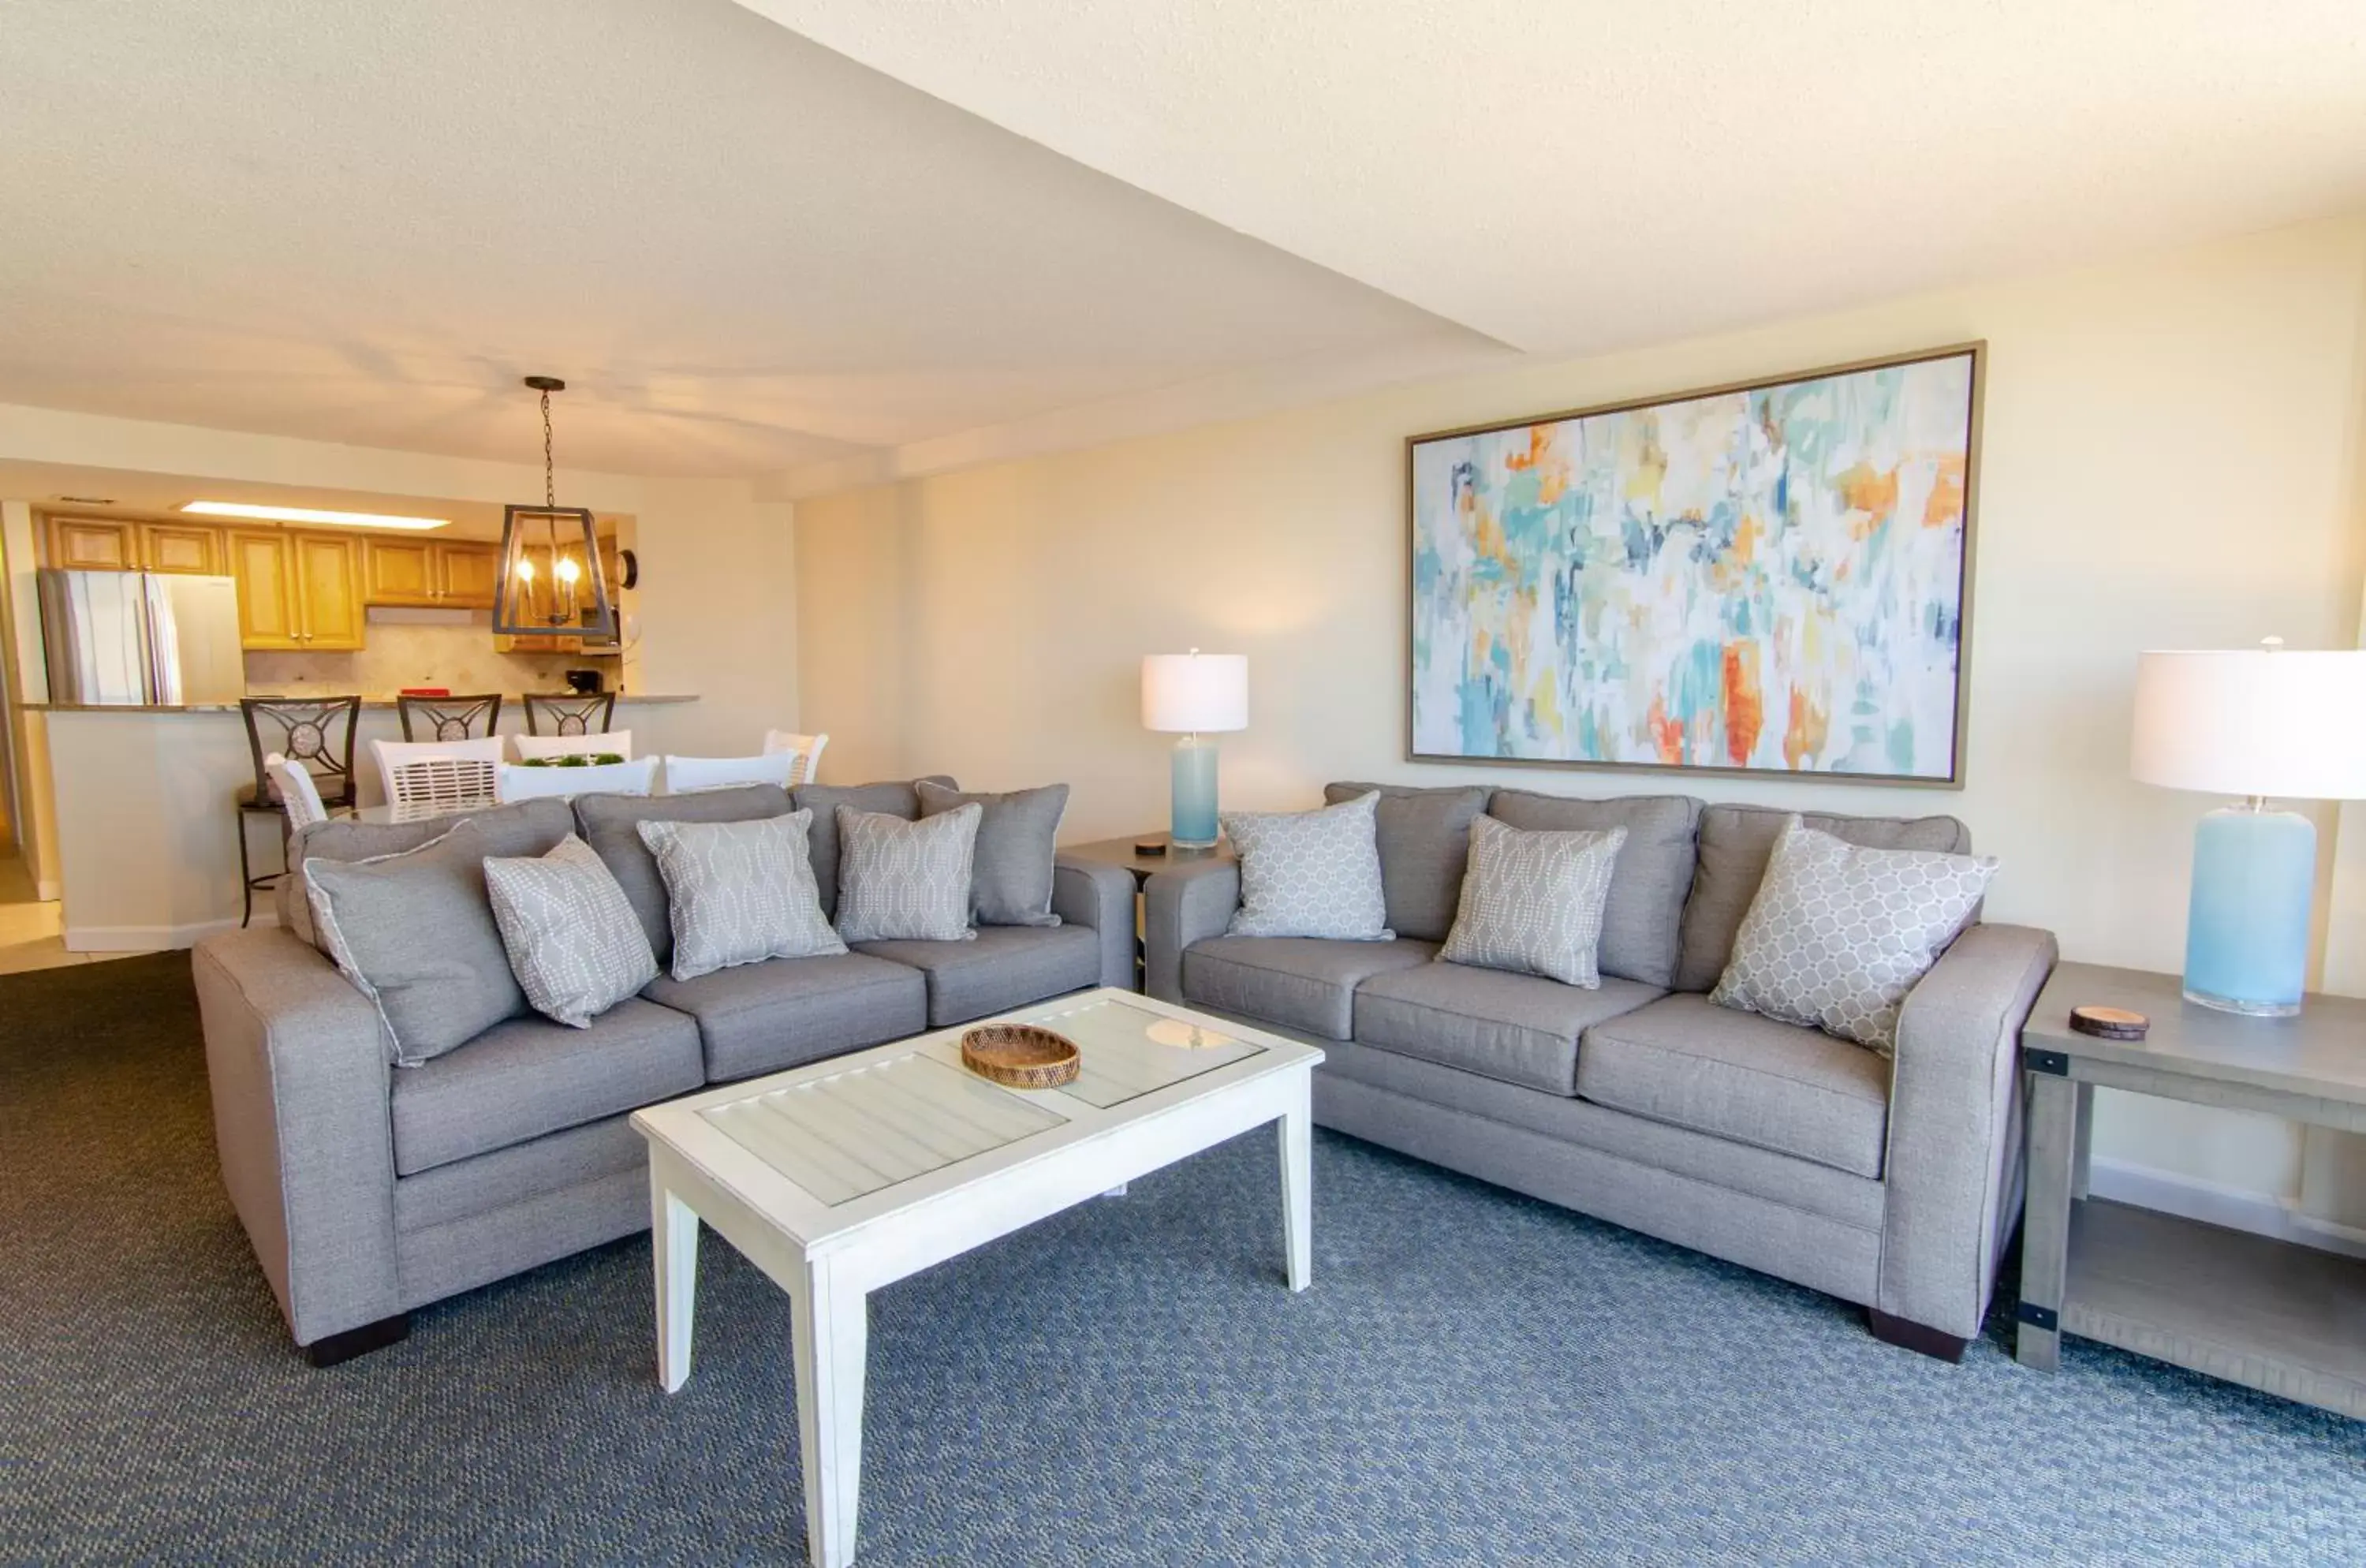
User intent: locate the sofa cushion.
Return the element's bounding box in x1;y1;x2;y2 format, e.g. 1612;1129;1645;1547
573;785;795;971
834;804;981;943
793;777;957;918
1673;805;1969;993
639;810;845;980
1576;994;1890;1178
483;834;660;1028
645;952;927;1083
918;780;1069;928
1486;790;1703;988
280;797;576;948
306;819;539;1067
853;924;1102;1026
1181;935;1438;1040
1439;816;1627;989
1355;963;1664;1096
389;997;703;1176
1323;782;1491;942
1222;791;1393;941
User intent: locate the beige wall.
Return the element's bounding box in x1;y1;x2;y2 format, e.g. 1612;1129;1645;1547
796;213;2366;1223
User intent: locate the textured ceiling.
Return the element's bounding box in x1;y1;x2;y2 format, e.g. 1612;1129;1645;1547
742;0;2366;353
0;0;1486;480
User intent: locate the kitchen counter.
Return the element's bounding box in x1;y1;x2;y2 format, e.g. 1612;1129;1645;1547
23;693;699;714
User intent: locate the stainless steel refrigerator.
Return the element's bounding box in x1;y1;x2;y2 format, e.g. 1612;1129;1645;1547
39;569;246;706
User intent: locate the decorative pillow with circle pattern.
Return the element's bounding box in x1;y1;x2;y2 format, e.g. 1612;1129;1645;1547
1710;816;1997;1055
1221;791;1394;942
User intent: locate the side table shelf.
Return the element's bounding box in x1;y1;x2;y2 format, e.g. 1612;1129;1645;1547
2017;961;2366;1421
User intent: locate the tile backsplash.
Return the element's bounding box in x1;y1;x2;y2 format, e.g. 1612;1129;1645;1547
244;610;620;697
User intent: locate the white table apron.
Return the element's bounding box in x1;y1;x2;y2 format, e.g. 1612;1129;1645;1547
640;1025;1315;1568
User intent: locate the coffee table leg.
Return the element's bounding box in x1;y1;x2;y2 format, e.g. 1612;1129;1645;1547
1278;1080;1312;1292
653;1179;698;1393
792;1256;868;1568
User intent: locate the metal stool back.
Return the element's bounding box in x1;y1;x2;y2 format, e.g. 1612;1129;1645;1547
397;693;502;742
524;691;616;737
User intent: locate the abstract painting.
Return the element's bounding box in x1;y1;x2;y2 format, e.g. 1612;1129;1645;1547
1408;345;1980;784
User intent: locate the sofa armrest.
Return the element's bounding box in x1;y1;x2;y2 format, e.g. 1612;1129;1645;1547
1053;855;1140;990
1143;857;1241;1002
1877;921;2058;1338
193;927;402;1349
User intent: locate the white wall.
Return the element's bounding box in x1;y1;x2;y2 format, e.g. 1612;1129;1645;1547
796;213;2366;1223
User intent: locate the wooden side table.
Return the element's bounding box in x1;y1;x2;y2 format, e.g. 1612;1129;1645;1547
2017;961;2366;1417
1061;832;1235;989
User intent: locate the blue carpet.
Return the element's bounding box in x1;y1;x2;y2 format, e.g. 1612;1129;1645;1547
2;953;2361;1564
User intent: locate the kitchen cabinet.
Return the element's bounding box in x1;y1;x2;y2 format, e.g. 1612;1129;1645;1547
136;522;223;575
47;517;135;570
362;536;437;605
362;537;501;609
226;528;365;650
435;543;500;608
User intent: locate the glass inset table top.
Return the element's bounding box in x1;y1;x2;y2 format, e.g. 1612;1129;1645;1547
1028;996;1264;1108
698;999;1270;1206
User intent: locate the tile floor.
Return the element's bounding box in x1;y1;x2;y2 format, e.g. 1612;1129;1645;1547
0;848;153;973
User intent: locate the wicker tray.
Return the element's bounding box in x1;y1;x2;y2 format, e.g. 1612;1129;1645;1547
960;1023;1080;1089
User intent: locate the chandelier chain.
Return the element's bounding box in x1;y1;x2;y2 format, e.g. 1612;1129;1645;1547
540;388;555;508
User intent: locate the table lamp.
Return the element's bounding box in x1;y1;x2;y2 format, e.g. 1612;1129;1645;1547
2131;640;2366;1016
1141;651;1248;848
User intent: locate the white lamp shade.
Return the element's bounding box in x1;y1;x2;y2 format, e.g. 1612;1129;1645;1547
1142;652;1248;733
2132;648;2366;800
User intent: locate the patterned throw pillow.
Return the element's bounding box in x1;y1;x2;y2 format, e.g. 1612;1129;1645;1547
834;803;981;943
1438;816;1628;987
1221;791;1394;941
483;834;659;1028
1711;816;1998;1055
636;809;845;982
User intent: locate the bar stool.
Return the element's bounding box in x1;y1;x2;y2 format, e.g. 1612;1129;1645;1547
238;695;361;927
397;693;502;742
524;692;616;737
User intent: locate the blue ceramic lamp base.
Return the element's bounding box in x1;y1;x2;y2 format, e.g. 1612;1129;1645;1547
2182;802;2315;1017
1170;736;1220;849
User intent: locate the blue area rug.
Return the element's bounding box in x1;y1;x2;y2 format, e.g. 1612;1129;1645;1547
2;953;2361;1564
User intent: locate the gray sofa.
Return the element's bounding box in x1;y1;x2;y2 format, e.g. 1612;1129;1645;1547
1144;782;2057;1359
195;778;1136;1365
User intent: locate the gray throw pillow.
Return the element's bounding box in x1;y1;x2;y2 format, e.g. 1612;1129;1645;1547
1486;790;1703;987
1439;816;1628;987
1711;816;1998;1055
833;803;980;943
917;780;1068;928
304;819;527;1066
282;797;575;950
483;834;659;1028
636;810;845;983
792;776;957;918
1323;782;1491;943
1221;791;1393;941
573;784;795;969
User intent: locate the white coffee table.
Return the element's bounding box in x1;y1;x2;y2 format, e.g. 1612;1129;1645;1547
629;987;1323;1568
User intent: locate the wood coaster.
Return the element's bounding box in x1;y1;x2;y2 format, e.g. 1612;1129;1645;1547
1133;839;1168;857
960;1023;1080;1089
2069;1005;2149;1040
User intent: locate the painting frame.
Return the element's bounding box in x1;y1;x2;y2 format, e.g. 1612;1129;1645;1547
1404;341;1985;789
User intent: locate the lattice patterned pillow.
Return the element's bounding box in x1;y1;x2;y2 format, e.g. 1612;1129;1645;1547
1438;816;1627;987
833;803;982;943
1711;816;1997;1054
1221;791;1394;941
637;809;845;981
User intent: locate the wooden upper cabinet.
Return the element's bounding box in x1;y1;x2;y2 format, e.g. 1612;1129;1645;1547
136;522;222;576
226;530;301;649
47;517;136;571
293;532;366;650
435;543;500;608
363;536;438;606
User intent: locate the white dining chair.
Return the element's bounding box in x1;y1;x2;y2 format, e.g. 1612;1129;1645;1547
760;730;829;786
511;729;633;763
495;756;659;802
264;752;330;830
371;737;505;816
662;753;796;794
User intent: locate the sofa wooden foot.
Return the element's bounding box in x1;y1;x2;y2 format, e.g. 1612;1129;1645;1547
304;1312;410;1368
1867;1309;1968;1362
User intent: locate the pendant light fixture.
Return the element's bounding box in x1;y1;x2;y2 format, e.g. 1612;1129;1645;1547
493;375;616;640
